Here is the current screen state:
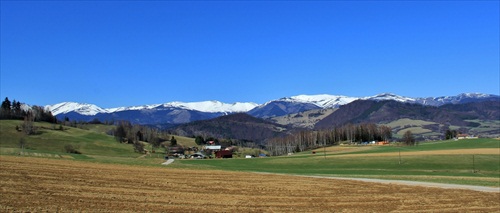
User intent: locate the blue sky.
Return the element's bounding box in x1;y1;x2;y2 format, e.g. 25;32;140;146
1;1;499;108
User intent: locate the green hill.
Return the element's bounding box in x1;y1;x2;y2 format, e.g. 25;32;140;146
0;120;141;158
0;120;197;160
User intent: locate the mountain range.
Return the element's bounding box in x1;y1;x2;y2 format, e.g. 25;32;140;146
171;99;499;143
46;93;499;126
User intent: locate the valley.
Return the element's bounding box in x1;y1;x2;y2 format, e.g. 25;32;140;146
39;93;500;143
0;118;499;212
2;155;499;212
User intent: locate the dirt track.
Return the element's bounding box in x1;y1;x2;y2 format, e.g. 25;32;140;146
299;175;500;193
1;156;499;212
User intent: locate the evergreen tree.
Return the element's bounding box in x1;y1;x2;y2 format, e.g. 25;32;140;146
195;136;204;145
114;122;127;142
445;129;458;140
170;136;177;146
12;100;23;119
1;97;11;119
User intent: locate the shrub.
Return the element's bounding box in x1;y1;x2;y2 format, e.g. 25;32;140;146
64;144;81;154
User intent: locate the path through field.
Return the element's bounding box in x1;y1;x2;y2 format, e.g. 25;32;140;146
161;159;175;165
1;156;499;212
297;175;500;193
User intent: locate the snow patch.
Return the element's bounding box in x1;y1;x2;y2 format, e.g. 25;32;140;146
45;102;108;116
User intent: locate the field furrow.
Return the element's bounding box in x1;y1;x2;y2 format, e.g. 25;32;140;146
1;156;499;212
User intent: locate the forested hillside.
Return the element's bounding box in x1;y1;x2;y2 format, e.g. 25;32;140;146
315;100;500;129
172;113;289;144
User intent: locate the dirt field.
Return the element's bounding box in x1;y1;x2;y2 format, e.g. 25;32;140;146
1;156;499;212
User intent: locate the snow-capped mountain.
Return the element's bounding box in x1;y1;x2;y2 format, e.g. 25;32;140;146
47;101;258;116
161;101;258;113
280;94;358;108
364;93;416;102
46;102;108;116
414;93;499;106
45;92;498;125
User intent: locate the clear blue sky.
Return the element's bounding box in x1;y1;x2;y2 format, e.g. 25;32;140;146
1;1;499;108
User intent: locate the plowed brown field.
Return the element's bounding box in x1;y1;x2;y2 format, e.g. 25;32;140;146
1;156;499;212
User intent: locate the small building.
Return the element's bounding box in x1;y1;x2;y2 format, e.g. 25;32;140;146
215;150;233;158
204;145;222;150
204;145;222;156
168;146;185;155
190;152;205;159
457;134;478;139
377;141;389;145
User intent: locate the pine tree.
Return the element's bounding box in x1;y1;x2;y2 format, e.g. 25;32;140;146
170;136;177;147
1;97;11;119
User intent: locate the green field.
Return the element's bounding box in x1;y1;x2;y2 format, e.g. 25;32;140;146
175;139;500;187
1;120;499;187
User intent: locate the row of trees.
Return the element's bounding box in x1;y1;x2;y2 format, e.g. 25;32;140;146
112;121;174;153
266;123;393;156
1;97;57;123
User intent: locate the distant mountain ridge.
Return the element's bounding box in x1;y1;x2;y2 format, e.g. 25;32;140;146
45;93;499;125
173;99;500;143
315;99;500;128
47;101;259;116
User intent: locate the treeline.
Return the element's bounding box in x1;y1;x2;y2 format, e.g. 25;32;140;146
266;123;392;156
111;121;172;153
0;97;57;123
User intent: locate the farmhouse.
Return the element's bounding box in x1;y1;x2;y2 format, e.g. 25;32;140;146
203;145;222;156
377;141;389;145
457;134;478;139
204;145;222;150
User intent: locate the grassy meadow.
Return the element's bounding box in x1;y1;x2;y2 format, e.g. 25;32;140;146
176;139;500;187
0;120;139;157
1;120;499;187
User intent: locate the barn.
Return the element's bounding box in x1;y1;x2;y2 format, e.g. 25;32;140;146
215;150;233;158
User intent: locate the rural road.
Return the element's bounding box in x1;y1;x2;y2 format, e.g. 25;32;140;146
161;159;175;165
161;162;498;193
306;176;500;193
256;172;500;193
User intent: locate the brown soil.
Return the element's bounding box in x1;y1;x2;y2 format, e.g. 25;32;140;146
1;156;499;212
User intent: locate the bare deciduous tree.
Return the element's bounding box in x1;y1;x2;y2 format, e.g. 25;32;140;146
22;112;35;135
402;130;416;146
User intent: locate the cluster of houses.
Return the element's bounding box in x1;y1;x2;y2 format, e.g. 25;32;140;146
355;141;390;145
167;142;234;159
166;140;269;159
456;134;478;140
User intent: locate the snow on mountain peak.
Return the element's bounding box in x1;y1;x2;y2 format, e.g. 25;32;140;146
46;102;107;116
458;93;491;98
287;94;358;108
365;93;416;102
163;101;258;113
46;92;497;116
47;100;259;116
